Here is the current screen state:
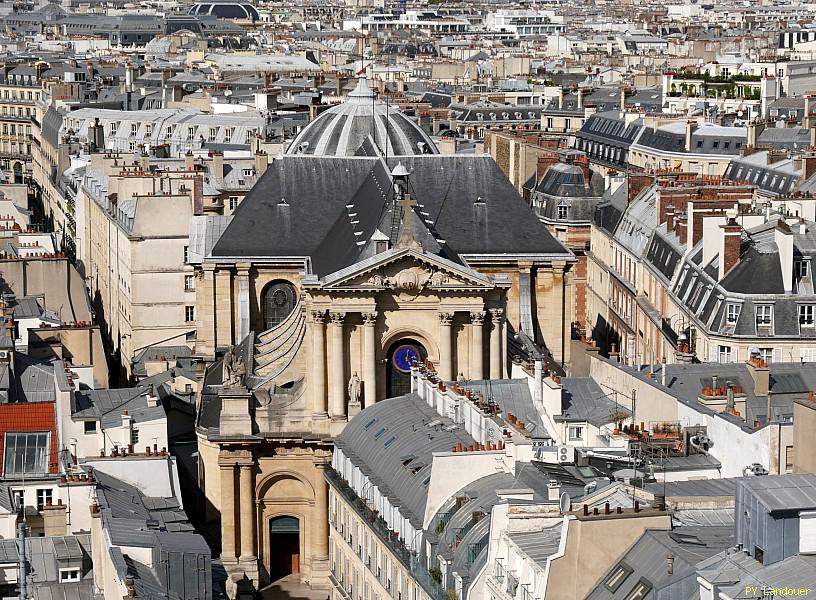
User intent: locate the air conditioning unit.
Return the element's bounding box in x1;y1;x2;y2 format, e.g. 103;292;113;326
557;445;575;464
0;350;9;360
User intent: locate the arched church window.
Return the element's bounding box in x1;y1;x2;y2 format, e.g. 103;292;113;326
262;281;297;330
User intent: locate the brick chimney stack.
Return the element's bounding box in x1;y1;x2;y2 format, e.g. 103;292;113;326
719;218;742;280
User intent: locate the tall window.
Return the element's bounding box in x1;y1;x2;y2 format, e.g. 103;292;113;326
229;196;239;211
796;260;809;278
756;305;773;327
185;306;195;322
262;281;297;330
184;275;194;291
36;488;52;511
718;345;732;363
726;303;741;324
800;305;814;327
758;348;774;364
130;123;138;137
3;432;50;477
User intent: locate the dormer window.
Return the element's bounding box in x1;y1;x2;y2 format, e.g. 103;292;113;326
726;303;741;324
800;305;814;327
796;260;809;278
756;305;773;327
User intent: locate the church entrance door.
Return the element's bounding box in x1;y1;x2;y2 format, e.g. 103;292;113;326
386;338;427;398
268;516;300;582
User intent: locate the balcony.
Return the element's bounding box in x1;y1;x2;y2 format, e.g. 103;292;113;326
326;466;447;600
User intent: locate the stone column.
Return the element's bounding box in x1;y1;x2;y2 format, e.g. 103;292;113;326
218;453;236;563
311;311;327;416
330;311;346;419
470;311;485;380
312;461;330;563
438;312;454;381
490;308;504;379
236;265;251;342
238;460;255;561
362;312;378;407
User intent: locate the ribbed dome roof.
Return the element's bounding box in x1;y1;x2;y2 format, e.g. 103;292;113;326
286;79;438;157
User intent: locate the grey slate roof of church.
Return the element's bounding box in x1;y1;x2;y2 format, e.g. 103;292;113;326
210;154;571;276
334;393;476;529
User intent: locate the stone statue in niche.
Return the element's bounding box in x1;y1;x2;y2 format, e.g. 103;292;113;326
348;372;361;404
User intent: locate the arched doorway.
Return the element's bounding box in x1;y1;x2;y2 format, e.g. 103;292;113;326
268;516;300;582
12;162;22;184
386;338;427;398
261;281;297;330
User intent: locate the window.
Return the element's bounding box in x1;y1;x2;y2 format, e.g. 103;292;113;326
208;127;218;142
3;432;50;477
754;546;764;563
185;306;195;322
718;345;732;363
800;305;814;326
756;305;773;327
110;122;117;135
130;428;139;445
624;579;653;600
145;124;153;136
758;348;774;364
11;489;23;508
568;426;584;441
557;204;569;220
726;303;741;324
796;260;809;278
224;128;233;143
164;126;173;139
83;421;97;433
243;168;254;177
36;488;53;511
59;569;80;583
229;196;239;210
262;281;298;330
604;563;633;593
183;246;189;263
185;275;194;291
130;123;138;136
187;126;196;140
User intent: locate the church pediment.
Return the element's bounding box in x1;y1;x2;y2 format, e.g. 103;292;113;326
319;248;494;294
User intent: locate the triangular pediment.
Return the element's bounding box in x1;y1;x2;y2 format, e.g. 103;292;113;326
319;248;494;292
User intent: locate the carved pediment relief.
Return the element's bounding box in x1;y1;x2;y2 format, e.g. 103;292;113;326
321;251;493;296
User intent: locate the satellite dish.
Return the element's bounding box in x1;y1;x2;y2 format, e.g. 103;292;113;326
559;492;572;514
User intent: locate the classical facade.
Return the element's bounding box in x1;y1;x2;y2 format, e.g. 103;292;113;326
192;82;574;597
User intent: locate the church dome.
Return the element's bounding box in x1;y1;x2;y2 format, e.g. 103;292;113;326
286;79;439;157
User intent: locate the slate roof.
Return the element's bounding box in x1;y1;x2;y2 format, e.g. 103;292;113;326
459;379;544;433
587;526;734;600
210;154;570;276
334;393;476;529
558;377;631;426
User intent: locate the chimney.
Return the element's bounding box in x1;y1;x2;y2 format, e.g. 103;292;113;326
537;153;558;179
718;219;742;280
726;383;735;413
775;219;794;293
254;151;268;175
747;119;765;148
576;155;591;185
620;86;626;116
547;480;560;501
577;88;583;109
665;204;675;232
558;87;564;110
185;150;194;171
146;384;159;408
628;173;653;203
212;151;224;178
685;120;696;152
676;214;688;245
806;96;812;130
747;354;770;396
803;152;816;180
